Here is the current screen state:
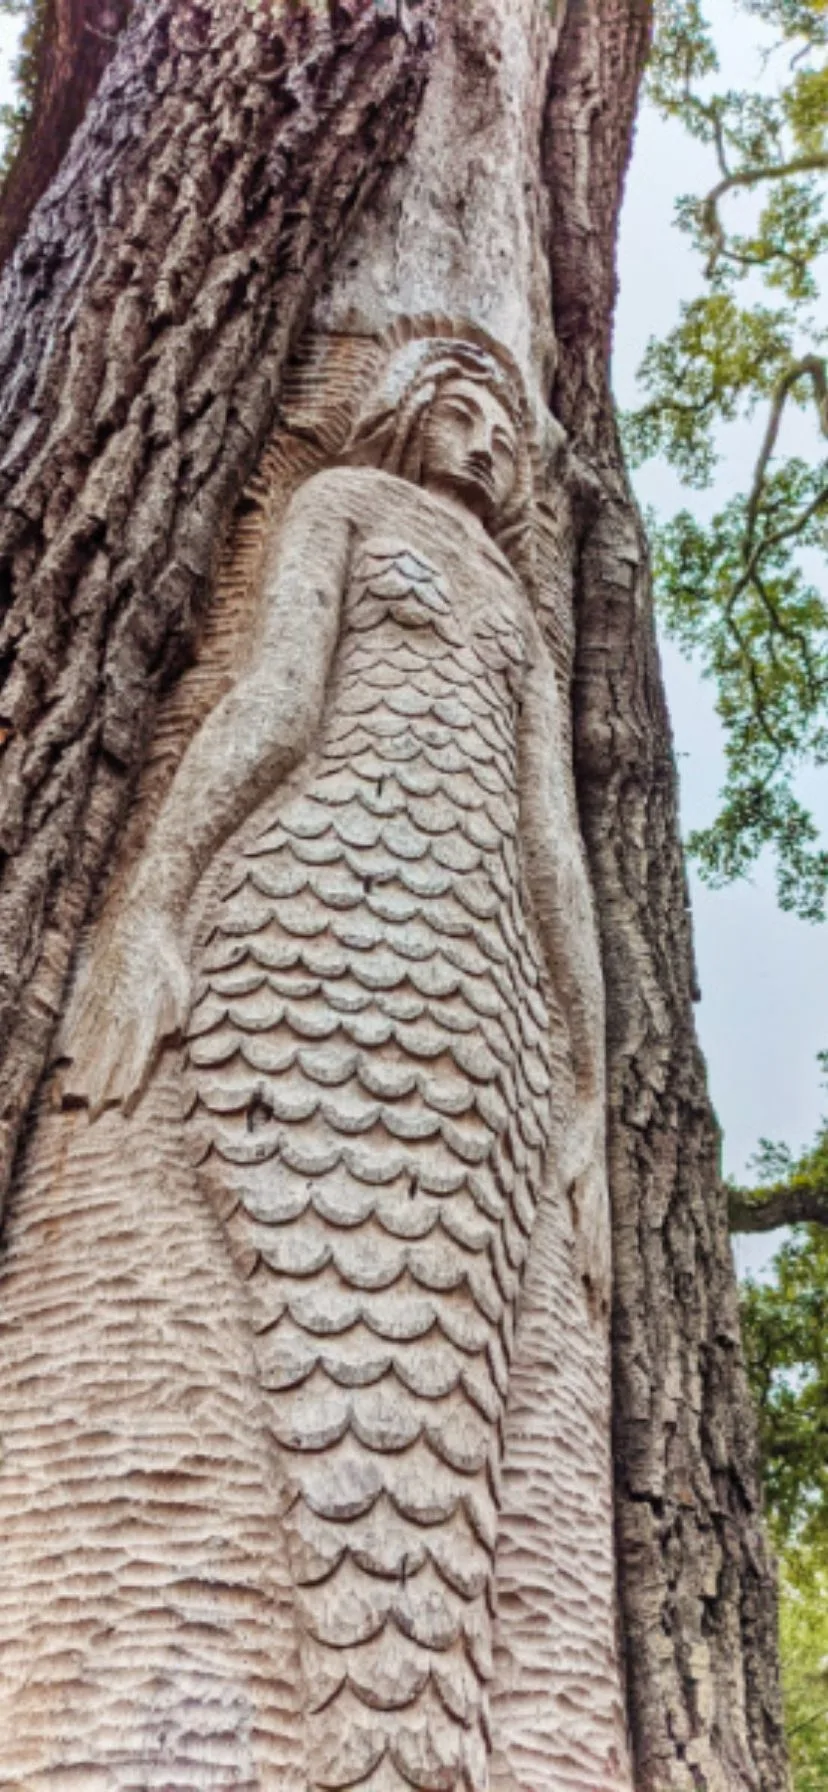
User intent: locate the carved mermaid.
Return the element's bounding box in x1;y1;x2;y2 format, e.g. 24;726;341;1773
65;334;617;1792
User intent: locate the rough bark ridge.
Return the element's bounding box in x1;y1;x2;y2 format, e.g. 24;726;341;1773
546;4;789;1788
0;0;131;273
0;0;438;1211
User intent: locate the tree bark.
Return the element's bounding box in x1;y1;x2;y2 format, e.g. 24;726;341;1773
546;4;788;1788
0;0;437;1209
0;1;789;1788
0;0;132;272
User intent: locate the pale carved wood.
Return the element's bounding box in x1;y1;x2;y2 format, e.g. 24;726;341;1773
0;325;632;1790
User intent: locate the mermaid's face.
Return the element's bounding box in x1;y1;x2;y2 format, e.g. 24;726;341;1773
418;377;518;528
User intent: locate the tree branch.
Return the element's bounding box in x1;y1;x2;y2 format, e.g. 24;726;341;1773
745;354;828;554
701;152;828;274
729;1181;828;1231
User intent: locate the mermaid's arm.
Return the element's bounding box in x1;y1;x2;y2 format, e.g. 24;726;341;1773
519;640;605;1105
131;477;349;925
62;476;350;1115
519;630;610;1301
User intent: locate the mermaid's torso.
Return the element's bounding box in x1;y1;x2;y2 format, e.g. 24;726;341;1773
184;471;556;1792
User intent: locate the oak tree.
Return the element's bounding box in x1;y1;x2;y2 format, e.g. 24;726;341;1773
0;2;790;1787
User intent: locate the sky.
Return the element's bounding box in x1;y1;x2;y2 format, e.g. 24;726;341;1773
0;2;824;1276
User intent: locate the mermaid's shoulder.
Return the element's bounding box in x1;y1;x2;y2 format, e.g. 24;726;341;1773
289;464;406;525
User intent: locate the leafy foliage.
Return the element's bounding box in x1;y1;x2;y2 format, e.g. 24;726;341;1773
741;1201;828;1783
778;1541;828;1792
742;1214;828;1541
738;1065;828;1785
626;0;828;916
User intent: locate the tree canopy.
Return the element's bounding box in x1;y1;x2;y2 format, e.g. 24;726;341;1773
740;1212;828;1786
627;0;828;920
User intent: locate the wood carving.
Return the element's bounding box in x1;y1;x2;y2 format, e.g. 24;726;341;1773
0;324;631;1790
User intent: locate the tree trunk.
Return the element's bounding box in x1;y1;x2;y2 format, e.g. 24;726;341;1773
0;2;788;1788
0;0;132;273
546;8;788;1787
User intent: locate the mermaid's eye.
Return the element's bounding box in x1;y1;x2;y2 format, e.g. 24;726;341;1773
435;396;476;425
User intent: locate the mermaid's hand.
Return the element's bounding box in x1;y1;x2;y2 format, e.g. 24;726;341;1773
562;1099;612;1310
59;906;191;1119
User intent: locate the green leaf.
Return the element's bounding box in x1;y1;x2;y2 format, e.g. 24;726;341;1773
633;0;828;918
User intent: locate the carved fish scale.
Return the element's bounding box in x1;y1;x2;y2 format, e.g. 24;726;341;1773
185;528;555;1792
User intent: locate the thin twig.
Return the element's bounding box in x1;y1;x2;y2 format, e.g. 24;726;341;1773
786;1700;828;1741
